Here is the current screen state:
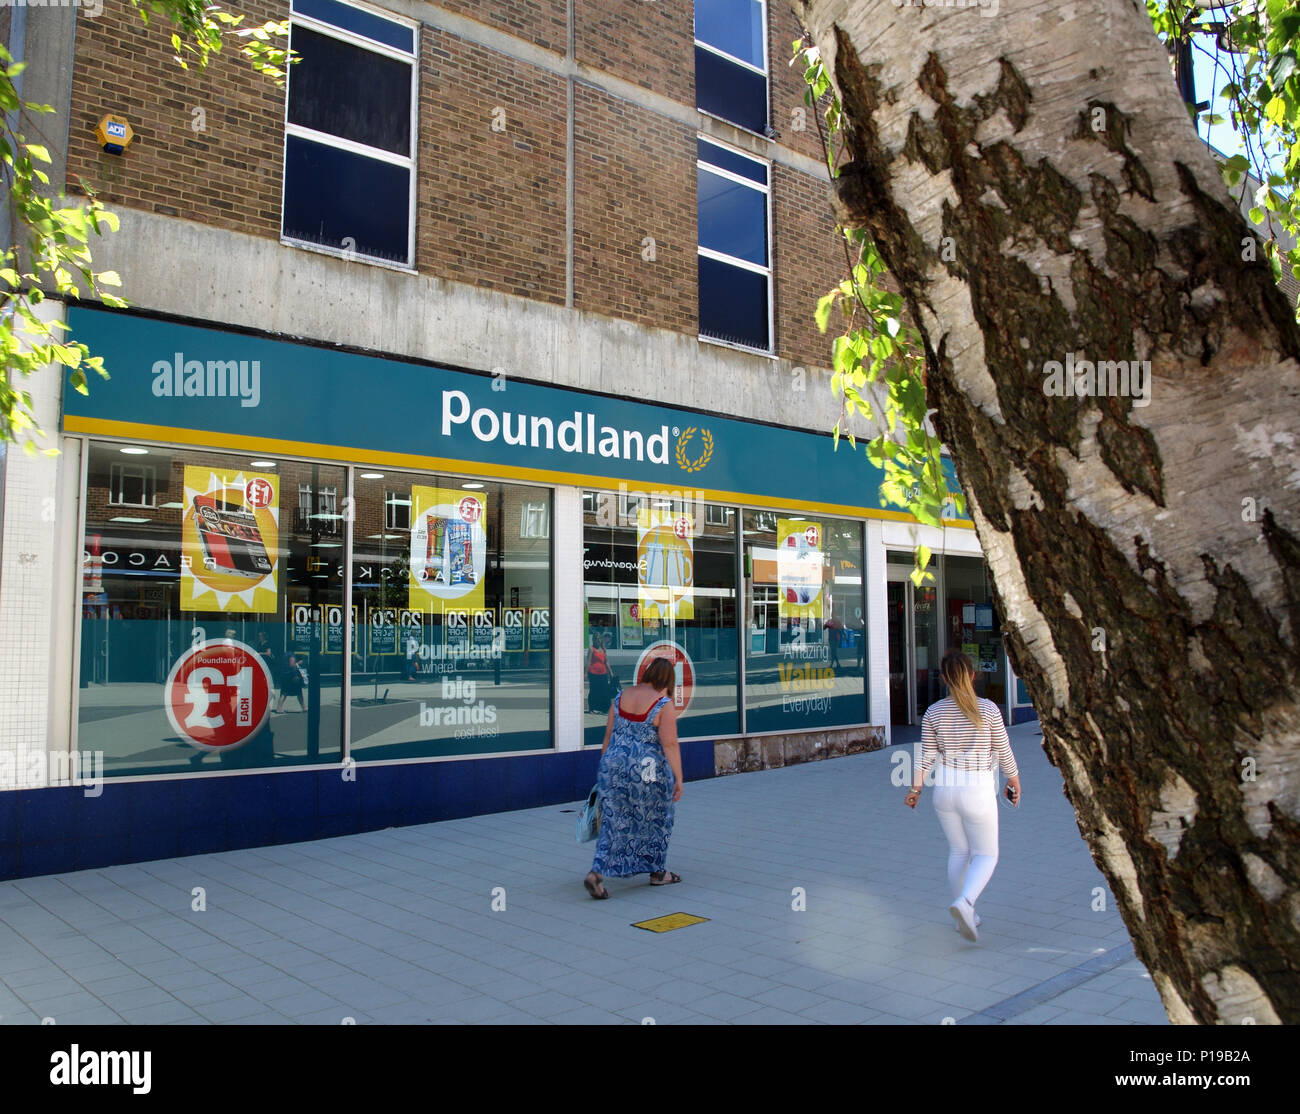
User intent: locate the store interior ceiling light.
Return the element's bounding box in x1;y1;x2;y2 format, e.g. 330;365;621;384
159;502;185;510
118;446;149;455
250;460;276;467
109;516;150;523
461;482;485;489
311;542;342;548
360;472;384;479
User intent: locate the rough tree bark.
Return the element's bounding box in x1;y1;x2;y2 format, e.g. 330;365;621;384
794;0;1299;1023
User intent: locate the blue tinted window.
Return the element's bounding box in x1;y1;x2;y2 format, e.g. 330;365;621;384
699;256;769;350
293;0;414;53
695;0;765;68
288;26;411;156
695;46;768;134
698;139;767;185
283;136;410;263
698;169;767;267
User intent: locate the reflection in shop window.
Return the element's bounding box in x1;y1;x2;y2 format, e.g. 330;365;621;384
384;489;411;531
348;472;552;760
298;483;340;535
520;501;549;539
108;461;157;507
743;512;867;732
583;490;739;743
78;443;345;776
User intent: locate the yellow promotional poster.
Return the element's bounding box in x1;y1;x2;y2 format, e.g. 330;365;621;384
777;519;823;619
637;506;694;620
180;466;279;613
409;486;487;615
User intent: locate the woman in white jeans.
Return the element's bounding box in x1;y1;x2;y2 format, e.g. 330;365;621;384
905;648;1021;941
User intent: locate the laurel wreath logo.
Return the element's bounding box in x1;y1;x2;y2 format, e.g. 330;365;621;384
675;427;714;473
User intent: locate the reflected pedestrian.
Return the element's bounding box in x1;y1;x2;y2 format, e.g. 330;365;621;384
276;651;307;713
585;630;613;713
584;657;683;899
904;648;1020;941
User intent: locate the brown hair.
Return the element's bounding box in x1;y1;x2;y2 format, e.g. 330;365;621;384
642;657;675;694
940;648;983;730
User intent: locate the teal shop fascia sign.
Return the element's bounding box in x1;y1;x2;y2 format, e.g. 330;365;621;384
62;307;967;523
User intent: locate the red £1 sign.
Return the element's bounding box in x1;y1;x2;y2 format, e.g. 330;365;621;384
165;640;273;751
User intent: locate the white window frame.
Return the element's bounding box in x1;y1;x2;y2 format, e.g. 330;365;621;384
299;482;340;534
385;489;411;531
705;503;732;527
281;0;419;271
693;0;770;136
520;500;550;539
108;462;157;507
697;136;774;356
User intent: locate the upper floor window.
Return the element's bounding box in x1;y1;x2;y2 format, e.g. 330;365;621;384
108;462;157;507
698;138;771;352
282;0;418;267
694;0;768;135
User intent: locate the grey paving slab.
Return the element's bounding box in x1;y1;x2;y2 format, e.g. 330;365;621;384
0;723;1172;1025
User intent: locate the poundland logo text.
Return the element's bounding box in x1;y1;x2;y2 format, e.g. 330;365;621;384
442;390;669;463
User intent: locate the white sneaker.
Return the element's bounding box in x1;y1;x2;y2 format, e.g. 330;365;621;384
949;898;979;942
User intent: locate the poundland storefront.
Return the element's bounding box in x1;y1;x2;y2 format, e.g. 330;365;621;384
2;305;1004;878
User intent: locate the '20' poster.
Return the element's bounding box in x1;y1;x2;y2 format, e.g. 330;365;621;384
180;467;279;613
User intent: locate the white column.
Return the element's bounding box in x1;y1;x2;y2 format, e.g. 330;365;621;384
865;518;890;745
552;485;583;750
0;301;68;788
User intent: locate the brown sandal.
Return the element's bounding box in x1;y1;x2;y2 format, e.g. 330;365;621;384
649;871;681;886
584;872;609;899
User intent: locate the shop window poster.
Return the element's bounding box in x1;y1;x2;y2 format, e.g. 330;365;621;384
620;601;644;647
777;519;823;620
180;466;279;613
636;506;694;620
409;487;487;615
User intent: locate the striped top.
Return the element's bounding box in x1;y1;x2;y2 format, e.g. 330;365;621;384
920;697;1018;779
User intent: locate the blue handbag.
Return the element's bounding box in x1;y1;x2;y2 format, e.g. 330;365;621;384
575;785;600;843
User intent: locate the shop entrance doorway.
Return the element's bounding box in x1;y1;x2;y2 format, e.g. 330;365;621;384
886;568;941;727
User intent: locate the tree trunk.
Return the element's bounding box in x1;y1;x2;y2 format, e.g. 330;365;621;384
794;0;1300;1023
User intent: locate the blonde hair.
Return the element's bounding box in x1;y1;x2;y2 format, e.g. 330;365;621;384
940;648;983;730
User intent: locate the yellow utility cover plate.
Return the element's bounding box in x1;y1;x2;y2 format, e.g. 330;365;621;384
632;912;709;933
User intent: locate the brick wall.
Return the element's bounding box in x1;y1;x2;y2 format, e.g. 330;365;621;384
418;26;567;303
574;0;693;105
769;0;827;166
67;0;286;236
65;0;843;359
572;84;697;333
435;0;568;55
773;163;839;370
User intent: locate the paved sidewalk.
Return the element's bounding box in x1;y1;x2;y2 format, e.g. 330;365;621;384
0;723;1168;1025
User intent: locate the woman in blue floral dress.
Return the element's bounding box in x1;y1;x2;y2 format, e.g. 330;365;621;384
584;657;683;898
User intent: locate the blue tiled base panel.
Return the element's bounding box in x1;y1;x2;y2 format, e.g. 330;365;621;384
1011;706;1040;725
0;739;716;880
